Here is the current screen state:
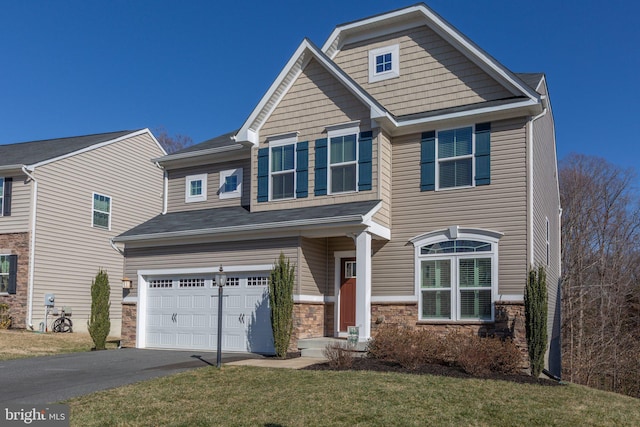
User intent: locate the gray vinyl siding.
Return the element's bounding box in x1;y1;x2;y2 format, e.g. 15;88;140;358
531;80;561;351
123;237;299;297
30;133;165;334
252;58;381;212
166;159;250;213
0;174;31;233
299;237;328;296
372;117;529;297
333;25;513;117
373;131;392;228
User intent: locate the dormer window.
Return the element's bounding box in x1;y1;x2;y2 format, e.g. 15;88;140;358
368;44;399;83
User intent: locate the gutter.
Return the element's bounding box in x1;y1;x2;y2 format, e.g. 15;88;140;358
21;165;37;328
151;143;246;164
113;213;366;243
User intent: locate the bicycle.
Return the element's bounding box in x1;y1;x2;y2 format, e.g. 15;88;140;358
52;307;73;333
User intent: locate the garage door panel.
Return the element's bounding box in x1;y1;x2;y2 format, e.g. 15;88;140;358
177;295;192;308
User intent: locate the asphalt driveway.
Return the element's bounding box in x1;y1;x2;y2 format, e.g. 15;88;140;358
0;348;261;404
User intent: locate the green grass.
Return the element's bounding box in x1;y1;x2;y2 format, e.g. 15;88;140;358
67;366;640;427
0;329;119;360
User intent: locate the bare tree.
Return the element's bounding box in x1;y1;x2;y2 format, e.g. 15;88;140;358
560;153;640;397
154;127;193;154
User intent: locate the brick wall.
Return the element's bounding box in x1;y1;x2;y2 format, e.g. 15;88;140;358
0;233;30;329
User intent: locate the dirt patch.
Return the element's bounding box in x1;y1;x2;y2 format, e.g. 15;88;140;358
303;357;560;386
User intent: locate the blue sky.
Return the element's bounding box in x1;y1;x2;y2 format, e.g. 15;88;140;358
1;1;638;177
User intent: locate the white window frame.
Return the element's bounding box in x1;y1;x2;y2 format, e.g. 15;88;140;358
92;192;112;230
545;217;550;266
219;168;243;199
0;254;10;294
368;44;400;83
413;229;500;322
327;124;359;195
268;134;297;201
436;125;476;191
185;174;207;203
0;177;4;217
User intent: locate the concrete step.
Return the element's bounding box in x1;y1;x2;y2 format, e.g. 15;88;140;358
300;347;327;359
298;337;368;353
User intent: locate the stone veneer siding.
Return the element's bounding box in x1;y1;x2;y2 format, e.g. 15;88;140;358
291;302;334;351
120;301;137;348
371;302;529;368
0;233;30;329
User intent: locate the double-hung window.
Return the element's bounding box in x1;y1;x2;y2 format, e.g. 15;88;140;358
92;193;111;230
328;127;358;194
0;178;4;216
0;255;9;293
185;174;207;203
414;230;499;321
437;127;473;189
270;138;296;200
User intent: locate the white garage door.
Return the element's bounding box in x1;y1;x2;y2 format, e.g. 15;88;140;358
144;273;274;354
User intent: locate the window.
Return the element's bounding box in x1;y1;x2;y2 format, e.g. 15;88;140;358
185;174;207;203
368;44;400;83
92;193;111;229
0;255;9;293
219;169;242;199
546;217;550;266
414;231;499;321
328;126;358;194
271;143;295;200
437;127;473;189
0;178;4;216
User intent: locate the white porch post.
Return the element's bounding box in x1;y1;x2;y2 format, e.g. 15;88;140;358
355;231;372;341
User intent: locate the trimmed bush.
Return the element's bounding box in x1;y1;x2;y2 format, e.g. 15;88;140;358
269;253;295;358
525;265;548;377
0;303;11;329
87;269;111;350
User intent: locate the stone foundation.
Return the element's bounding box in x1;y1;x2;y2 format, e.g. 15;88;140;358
0;233;30;329
120;302;137;348
292;302;334;351
371;301;528;368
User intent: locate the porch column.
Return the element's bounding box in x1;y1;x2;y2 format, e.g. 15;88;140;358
355;231;372;341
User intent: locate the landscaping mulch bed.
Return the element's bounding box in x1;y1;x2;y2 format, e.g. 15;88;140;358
303;357;561;386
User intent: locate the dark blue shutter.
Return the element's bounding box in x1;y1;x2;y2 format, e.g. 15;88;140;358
8;254;17;295
475;123;491;186
420;131;436;191
296;141;308;198
257;148;269;202
314;138;328;196
3;177;12;216
358;131;373;191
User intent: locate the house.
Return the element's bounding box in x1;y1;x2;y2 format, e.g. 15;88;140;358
114;3;561;374
0;129;166;335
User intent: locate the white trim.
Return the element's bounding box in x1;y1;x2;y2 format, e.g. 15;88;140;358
497;294;524;302
266;132;299;144
368;44;400;83
91;192;112;230
355;232;372;341
371;295;417;303
29;129;157;169
21;166;37;327
0;177;4;217
294;295;335;303
410;227;504;246
219;168;242;199
185;173;207;203
154;143;246;164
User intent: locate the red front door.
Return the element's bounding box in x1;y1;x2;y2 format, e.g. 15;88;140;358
339;258;356;332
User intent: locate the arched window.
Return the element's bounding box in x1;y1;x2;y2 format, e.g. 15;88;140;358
411;228;501;322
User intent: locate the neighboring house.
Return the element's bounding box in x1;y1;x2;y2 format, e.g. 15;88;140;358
0;129;166;335
114;4;561;375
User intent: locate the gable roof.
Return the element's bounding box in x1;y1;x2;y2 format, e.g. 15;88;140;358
234;4;542;145
323;3;540;102
0;129;156;170
114;200;382;243
234;38;390;147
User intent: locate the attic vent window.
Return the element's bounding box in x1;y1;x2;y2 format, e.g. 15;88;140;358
368;44;399;83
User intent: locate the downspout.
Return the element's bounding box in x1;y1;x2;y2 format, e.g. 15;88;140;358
109;238;124;256
155;162;167;215
527;104;548;266
21;165;37;328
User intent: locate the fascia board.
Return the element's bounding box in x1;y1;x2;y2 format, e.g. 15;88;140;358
235;39;388;146
322;4;539;102
0;164;26;174
234;40;312;146
152;144;247;164
27;129;150;169
114;214;365;243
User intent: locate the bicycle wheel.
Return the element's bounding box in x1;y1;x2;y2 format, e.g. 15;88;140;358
52;317;73;333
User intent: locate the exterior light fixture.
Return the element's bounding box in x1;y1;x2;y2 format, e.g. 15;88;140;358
214;265;226;368
121;277;132;289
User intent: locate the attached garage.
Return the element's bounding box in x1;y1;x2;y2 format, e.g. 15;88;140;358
136;267;274;354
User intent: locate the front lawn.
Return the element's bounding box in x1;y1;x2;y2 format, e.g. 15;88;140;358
67;365;640;427
0;329;118;360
